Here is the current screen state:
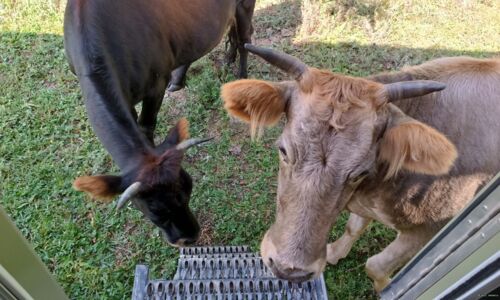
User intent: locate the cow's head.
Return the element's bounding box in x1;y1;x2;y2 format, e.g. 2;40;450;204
73;118;210;247
222;45;457;282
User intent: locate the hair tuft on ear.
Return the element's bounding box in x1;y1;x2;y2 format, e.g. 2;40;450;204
73;175;123;202
222;79;286;139
379;121;457;180
177;118;190;142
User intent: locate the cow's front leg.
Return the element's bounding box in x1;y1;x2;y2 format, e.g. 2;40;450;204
167;64;190;92
365;227;432;293
138;95;164;144
327;213;371;265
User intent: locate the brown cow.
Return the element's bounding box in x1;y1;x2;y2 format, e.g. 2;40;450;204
221;44;500;291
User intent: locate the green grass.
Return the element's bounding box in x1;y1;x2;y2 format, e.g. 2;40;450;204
1;0;499;299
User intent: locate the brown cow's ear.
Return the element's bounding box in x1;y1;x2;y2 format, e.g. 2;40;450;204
378;108;457;179
222;79;288;138
73;175;123;202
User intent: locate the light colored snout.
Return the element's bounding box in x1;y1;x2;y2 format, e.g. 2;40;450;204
260;231;326;283
166;237;197;248
162;226;199;248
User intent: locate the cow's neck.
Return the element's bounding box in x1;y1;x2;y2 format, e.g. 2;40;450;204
346;179;399;229
80;75;154;175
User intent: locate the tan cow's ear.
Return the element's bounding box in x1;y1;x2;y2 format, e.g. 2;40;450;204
378;115;457;179
73;175;123;202
222;79;288;138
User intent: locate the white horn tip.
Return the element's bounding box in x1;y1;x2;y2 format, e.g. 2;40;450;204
116;182;142;210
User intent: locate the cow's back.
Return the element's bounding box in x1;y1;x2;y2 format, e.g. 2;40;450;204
65;0;236;102
396;57;500;174
356;57;500;229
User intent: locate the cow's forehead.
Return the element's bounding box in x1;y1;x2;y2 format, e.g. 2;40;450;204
285;92;349;128
285;99;321;135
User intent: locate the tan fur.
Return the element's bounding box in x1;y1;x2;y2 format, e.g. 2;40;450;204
223;70;385;134
379;121;458;179
224;51;498;291
73;176;117;202
221;79;286;138
177;117;190;141
296;67;315;93
327;213;371;265
364;226;434;292
370;57;500;84
403;56;500;79
308;68;384;128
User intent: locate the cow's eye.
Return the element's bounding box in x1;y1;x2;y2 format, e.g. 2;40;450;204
278;146;289;163
279;146;287;157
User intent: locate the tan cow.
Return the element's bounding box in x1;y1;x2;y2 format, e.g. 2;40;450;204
221;44;500;292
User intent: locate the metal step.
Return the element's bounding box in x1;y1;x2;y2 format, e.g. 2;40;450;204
179;246;252;257
132;246;328;300
174;257;273;280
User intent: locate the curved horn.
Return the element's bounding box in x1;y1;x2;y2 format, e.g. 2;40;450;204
384;80;445;102
244;43;308;80
116;182;142;210
175;137;214;151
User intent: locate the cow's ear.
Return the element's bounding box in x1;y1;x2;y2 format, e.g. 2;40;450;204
159;118;190;151
222;79;289;138
378;105;457;179
73;175;123;202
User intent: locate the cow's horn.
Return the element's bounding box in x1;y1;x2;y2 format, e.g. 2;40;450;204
384;80;446;102
176;137;214;151
244;43;308;81
116;182;142;210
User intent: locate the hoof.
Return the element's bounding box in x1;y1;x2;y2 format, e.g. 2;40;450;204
373;278;391;293
326;246;343;265
238;72;248;79
167;83;184;92
326;241;351;266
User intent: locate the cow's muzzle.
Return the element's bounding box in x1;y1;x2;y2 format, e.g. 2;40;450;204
260;231;325;283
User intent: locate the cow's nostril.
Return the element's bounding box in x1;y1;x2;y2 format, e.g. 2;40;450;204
285;270;315;283
268;257;274;267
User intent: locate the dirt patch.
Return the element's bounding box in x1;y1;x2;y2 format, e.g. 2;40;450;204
114;242;135;268
166;88;188;103
208;49;234;81
163;88;189;118
253;0;301;48
195;210;216;246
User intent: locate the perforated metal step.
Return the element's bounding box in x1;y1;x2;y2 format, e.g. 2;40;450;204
179;246;252;256
174;257;273;280
132;246;328;299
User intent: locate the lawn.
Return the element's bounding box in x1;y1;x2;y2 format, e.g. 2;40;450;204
1;0;499;299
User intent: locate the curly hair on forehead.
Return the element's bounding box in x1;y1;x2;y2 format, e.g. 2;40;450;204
308;68;384;129
220;70;387;140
